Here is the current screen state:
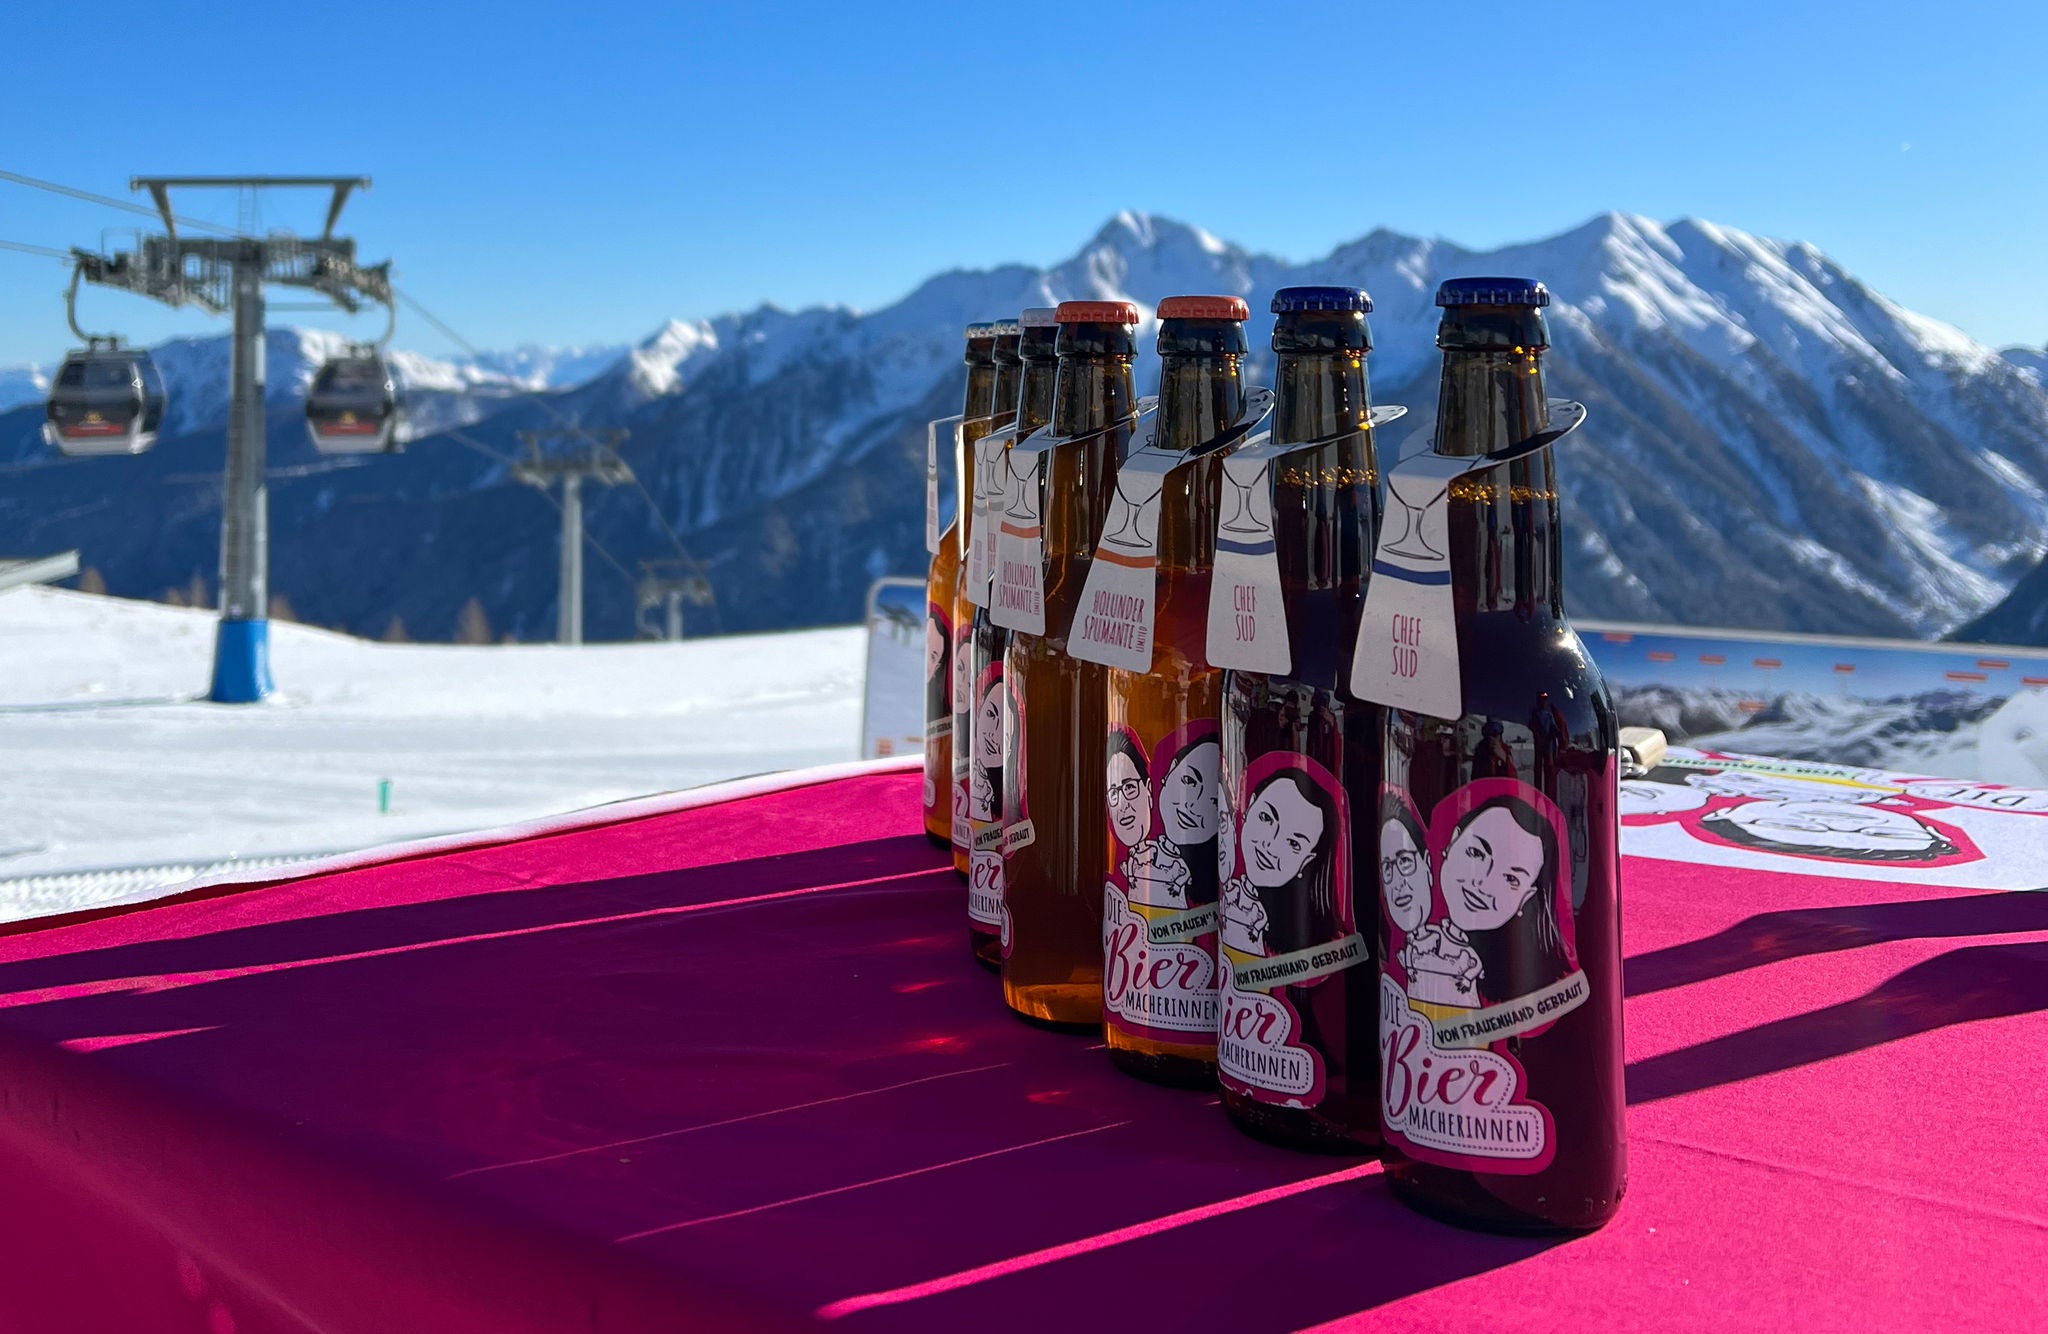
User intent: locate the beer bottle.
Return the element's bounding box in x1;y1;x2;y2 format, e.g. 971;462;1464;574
1215;287;1387;1148
1366;277;1624;1232
923;324;992;847
947;323;1002;875
1097;295;1249;1086
1001;300;1141;1027
963;317;1026;968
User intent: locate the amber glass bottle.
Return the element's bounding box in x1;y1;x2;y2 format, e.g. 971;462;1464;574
1378;277;1624;1233
1217;287;1386;1150
1002;300;1139;1027
1101;295;1247;1086
964;318;1025;968
947;325;1002;875
925;324;996;847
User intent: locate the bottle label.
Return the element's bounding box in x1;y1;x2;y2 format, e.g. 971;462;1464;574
966;658;1007;928
1102;721;1223;1039
989;399;1161;637
950;618;973;849
1208;407;1405;676
923;599;952;819
1074;390;1272;673
990;438;1049;635
926;414;963;557
1348;401;1584;718
1217;750;1362;1106
964;426;1017;608
1378;776;1586;1173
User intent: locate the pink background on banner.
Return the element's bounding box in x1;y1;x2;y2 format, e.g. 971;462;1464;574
0;765;2041;1331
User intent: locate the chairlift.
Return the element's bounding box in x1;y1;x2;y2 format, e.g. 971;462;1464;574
43;342;167;456
305;347;405;454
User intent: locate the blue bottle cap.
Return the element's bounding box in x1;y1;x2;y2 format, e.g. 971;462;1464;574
1270;286;1373;314
1435;277;1550;308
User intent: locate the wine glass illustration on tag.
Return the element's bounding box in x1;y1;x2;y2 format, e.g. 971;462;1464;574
1382;468;1454;563
1006;453;1041;525
1102;469;1166;556
1218;460;1272;539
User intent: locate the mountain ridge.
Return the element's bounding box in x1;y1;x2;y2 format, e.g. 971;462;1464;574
3;209;2043;645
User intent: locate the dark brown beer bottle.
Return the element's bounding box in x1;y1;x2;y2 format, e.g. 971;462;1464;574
1217;287;1386;1149
1001;300;1140;1027
1372;277;1624;1232
1098;295;1249;1086
964;318;1027;968
948;324;1002;876
924;324;993;847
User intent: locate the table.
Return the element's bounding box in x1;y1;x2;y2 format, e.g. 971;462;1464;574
0;757;2041;1333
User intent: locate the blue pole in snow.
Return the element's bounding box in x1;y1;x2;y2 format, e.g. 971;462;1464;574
209;618;274;703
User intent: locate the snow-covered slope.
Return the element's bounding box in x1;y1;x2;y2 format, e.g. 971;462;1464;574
4;211;2044;643
0;585;862;891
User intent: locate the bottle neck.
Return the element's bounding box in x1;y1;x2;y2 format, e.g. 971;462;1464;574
956;362;998;547
990;359;1023;430
1017;359;1057;436
963;362;998;423
1435;347;1563;617
1155;352;1243;454
1051;354;1135;436
1273;349;1370;446
1044;354;1136;577
1266;350;1381;677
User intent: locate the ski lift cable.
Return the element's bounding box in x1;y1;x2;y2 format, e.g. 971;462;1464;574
394;286;712;585
0;169;243;237
441;426;639;587
0;237;73;260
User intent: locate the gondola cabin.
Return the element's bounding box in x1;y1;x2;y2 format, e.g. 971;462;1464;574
305;353;405;454
43;349;167;456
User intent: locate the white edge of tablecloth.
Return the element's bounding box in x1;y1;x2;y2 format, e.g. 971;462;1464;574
77;755;927;919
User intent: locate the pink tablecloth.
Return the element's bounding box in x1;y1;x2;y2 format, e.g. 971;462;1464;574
0;761;2041;1333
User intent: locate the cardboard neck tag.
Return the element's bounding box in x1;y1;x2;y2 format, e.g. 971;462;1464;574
963;423;1020;609
1206;404;1408;676
988;396;1158;637
925;414;964;556
1347;400;1586;719
1070;388;1274;672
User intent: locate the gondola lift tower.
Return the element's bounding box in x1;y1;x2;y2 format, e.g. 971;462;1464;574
53;176;394;703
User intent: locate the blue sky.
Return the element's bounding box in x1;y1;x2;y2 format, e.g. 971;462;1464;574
1;0;2042;365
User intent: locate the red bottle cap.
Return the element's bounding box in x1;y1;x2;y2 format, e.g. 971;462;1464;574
1156;295;1249;321
1055;300;1139;325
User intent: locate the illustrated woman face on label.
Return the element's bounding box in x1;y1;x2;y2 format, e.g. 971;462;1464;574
1700;798;1958;863
1160;740;1220;845
1244;773;1327;890
926;618;945;680
1441;796;1571;1007
975;682;1004;769
1107;733;1151;850
1379;806;1430;935
1444;802;1551;932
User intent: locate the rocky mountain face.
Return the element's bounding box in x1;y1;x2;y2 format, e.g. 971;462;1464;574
4;210;2045;643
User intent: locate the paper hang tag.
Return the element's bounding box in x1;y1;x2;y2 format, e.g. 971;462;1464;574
963;423;1019;609
1348;400;1586;718
988;397;1160;635
925;413;965;557
1206;404;1409;675
1069;388;1275;672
